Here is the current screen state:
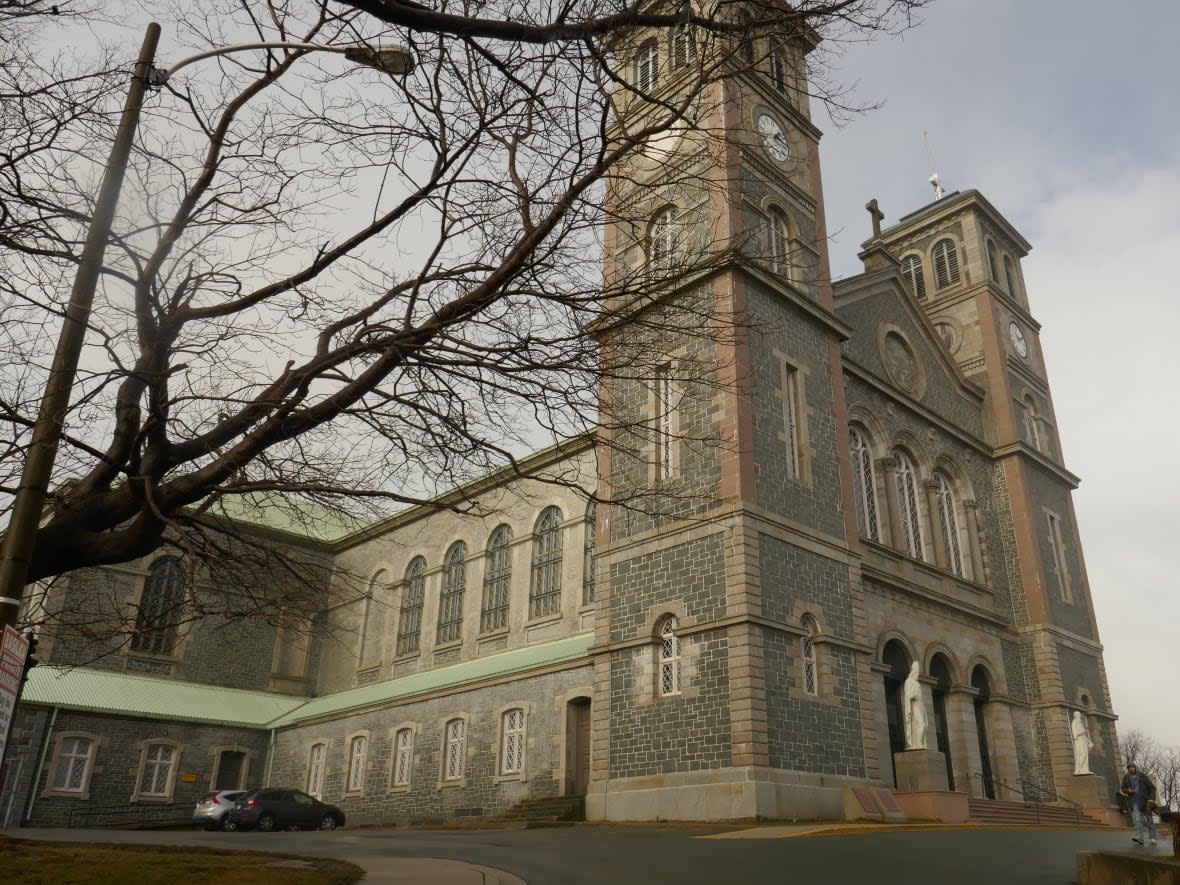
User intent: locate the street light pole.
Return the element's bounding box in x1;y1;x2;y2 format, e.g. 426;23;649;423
0;22;161;630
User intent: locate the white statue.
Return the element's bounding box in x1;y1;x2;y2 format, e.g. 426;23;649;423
1071;710;1093;775
903;662;928;750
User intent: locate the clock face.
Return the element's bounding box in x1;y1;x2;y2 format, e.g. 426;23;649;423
1008;321;1028;358
756;113;790;163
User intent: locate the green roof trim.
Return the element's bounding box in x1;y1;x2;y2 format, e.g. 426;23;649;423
21;666;306;728
269;631;594;727
19;632;594;730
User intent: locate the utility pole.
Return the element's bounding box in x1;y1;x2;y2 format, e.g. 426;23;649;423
0;24;161;629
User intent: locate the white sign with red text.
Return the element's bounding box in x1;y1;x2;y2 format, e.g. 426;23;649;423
0;625;30;765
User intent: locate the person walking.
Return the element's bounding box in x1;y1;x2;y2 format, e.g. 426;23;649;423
1119;762;1159;846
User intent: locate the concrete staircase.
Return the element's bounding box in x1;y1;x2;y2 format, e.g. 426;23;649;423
967;797;1093;826
494;795;586;828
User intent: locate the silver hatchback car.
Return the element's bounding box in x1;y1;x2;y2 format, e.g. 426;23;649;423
193;789;247;830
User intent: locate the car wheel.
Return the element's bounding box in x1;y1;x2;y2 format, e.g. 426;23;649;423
202;822;216;831
257;813;276;833
223;819;238;832
318;814;338;831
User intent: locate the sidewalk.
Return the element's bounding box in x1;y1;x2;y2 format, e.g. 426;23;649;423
348;855;526;884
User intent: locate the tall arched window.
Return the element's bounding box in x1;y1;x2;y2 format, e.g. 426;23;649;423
672;23;696;69
437;542;466;644
396;557;426;657
768;207;791;279
443;718;467;782
648;206;678;276
934;472;964;576
131;557;187;656
893;449;925;560
582;503;597;606
135;741;178;800
1003;255;1019;299
659;616;682;696
306;742;327;799
768;41;789;94
1023;395;1042;451
530;507;564;618
987;241;1001;281
500;708;526;776
347;734;368;793
849;426;880;542
392;728;414;788
49;735;95;793
480;525;512;633
636;38;658;92
931;238;960;288
801;615;818;696
900;254;926;300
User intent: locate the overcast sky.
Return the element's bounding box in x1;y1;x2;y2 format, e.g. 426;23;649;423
819;0;1180;750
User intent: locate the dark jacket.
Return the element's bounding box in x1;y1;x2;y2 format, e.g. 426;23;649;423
1120;772;1157;811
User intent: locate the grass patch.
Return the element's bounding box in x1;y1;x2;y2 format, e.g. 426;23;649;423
0;837;364;885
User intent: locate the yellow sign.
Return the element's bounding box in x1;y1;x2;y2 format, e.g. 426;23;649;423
181;773;198;783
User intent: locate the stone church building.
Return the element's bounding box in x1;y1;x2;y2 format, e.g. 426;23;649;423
1;11;1118;829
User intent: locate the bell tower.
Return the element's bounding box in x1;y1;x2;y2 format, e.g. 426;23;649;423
588;4;876;821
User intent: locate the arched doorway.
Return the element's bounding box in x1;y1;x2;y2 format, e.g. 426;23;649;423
971;665;995;799
929;655;955;790
565;697;591;796
881;640;911;786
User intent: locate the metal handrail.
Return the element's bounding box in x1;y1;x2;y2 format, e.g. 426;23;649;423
973;772;1040;822
970;772;1086;823
1018;777;1082;813
67;800;191;829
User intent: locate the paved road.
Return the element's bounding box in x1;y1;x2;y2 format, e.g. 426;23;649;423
8;824;1172;884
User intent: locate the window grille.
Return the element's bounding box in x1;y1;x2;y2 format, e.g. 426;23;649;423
347;735;368;793
1023;396;1042;451
481;526;512;632
768;208;790;278
935;473;964;576
931;238;960;288
437;542;466;644
1047;513;1072;602
530;508;564;618
653;363;675;481
672;24;696;69
139;743;176;797
396;557;426;656
783;363;801;480
649;206;678;276
444;719;467;781
131;558;186;655
307;743;326;798
894;450;925;560
849;427;880;541
392;729;414;787
900;254;927;299
50;737;93;792
582;504;597;606
659;617;682;696
801;616;818;696
636;39;658;93
500;709;526;776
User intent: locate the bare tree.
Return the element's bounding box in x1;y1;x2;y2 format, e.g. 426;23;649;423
0;0;929;595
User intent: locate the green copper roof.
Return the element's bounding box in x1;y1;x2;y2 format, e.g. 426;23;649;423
20;632;594;730
269;631;594;727
202;492;370;544
21;666;305;728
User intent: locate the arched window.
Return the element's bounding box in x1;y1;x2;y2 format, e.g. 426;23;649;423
636;38;658;92
648;206;678;276
801;615;818;696
437;542;466;644
893;449;925;560
659;616;682;696
934;472;964;576
500;708;526;776
768;41;789;94
900;254;927;300
347;734;368;793
849;427;880;542
443;718;467;782
768;207;791;279
480;526;512;633
396;557;426;657
987;241;1001;282
306;742;327;799
1003;255;1019;299
530;507;564;618
737;11;756;63
582;503;597;606
672;23;696;69
931;238;960;288
49;735;95;793
135;741;179;800
131;557;187;656
1023;395;1042;451
392;728;414;788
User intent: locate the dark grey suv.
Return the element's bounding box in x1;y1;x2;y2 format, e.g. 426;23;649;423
224;788;346;832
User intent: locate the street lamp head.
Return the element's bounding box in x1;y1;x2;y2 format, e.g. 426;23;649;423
343;45;414;76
